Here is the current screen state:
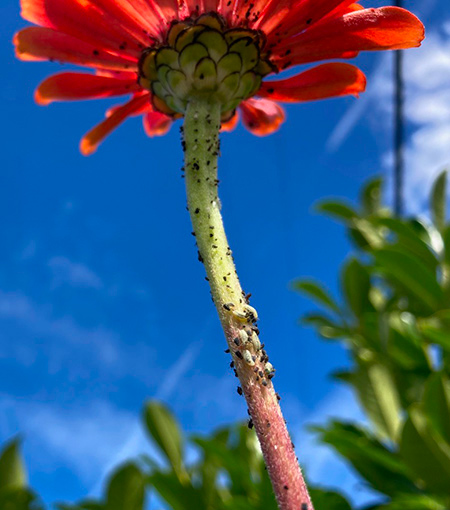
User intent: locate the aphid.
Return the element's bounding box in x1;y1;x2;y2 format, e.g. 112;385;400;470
301;505;308;510
251;335;261;351
233;337;241;346
237;386;243;396
284;485;289;490
244;305;258;322
232;309;247;321
243;349;255;366
264;363;275;376
223;302;235;311
276;393;281;401
262;380;268;387
248;418;254;429
238;329;248;345
235;351;243;360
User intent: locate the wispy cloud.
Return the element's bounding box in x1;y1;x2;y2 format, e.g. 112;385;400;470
48;256;103;290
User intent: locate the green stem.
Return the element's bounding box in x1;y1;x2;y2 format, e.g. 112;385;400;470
183;97;314;510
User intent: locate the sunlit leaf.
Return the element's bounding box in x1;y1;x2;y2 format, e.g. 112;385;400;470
293;280;341;314
106;463;145;510
0;439;27;490
143;401;185;478
342;258;372;317
431;171;447;232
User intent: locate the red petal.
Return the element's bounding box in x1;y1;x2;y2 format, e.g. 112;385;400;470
221;111;239;132
143;111;172;137
240;98;285;136
80;94;150;155
259;0;356;40
20;0;147;56
35;72;140;105
14;27;137;71
273;7;424;67
258;63;366;102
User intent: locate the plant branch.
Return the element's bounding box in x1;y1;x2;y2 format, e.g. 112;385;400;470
183;97;313;510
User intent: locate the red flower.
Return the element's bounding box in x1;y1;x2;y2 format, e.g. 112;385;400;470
15;0;424;155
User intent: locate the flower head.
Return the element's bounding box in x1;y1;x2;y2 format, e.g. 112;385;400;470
15;0;424;154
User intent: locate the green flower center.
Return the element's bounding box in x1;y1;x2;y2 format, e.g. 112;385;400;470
138;13;275;118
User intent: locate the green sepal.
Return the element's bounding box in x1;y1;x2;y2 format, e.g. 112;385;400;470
193;57;218;91
196;30;228;62
179;43;209;76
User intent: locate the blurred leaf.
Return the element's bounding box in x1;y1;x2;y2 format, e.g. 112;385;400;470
342;363;402;441
301;313;347;339
431;171;447;232
342;258;372;317
388;313;430;370
0;439;27;490
106;463;145;510
315;201;358;222
143;401;185;478
314;422;415;496
365;494;447;510
293;280;340;314
148;472;205;510
419;311;450;349
309;488;352;510
374;248;442;311
374;218;439;271
400;405;450;494
423;373;450;444
361;177;383;216
0;488;43;510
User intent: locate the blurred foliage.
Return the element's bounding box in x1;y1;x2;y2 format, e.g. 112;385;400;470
0;438;43;510
2;173;450;510
294;171;450;509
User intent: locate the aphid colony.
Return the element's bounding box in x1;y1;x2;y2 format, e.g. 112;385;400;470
223;302;276;385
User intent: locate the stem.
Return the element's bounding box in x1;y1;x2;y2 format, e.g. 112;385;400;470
183;97;314;510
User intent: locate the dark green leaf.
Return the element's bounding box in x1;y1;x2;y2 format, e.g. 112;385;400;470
314;422;416;497
423;373;450;444
309;488;352;510
293;280;340;314
344;363;402;441
315;201;358;222
148;472;205;510
0;439;27;490
342;258;372;317
374;248;443;311
301;313;347;339
143;401;185;477
105;463;145;510
400;405;450;494
361;177;383;216
431;171;447;232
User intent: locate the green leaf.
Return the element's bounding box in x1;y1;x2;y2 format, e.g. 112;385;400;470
315;201;358;222
309;488;352;510
148;472;205;510
300;313;347;339
361;177;383;216
418;311;450;349
314;422;416;497
374;217;439;271
368;494;447;510
0;439;27;490
374;248;443;311
431;171;448;232
143;401;185;477
344;363;402;441
293;280;341;314
105;463;145;510
400;405;450;494
342;258;372;317
0;488;43;510
423;373;450;444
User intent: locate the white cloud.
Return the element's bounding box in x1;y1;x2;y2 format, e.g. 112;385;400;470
327;17;450;215
0;396;149;486
48;256;103;290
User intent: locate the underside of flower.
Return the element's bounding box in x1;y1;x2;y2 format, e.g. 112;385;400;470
14;0;425;153
139;12;274;119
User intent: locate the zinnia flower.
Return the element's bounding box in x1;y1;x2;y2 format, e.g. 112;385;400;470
15;0;424;155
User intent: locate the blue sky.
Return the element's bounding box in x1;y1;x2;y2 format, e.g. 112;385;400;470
1;0;449;507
